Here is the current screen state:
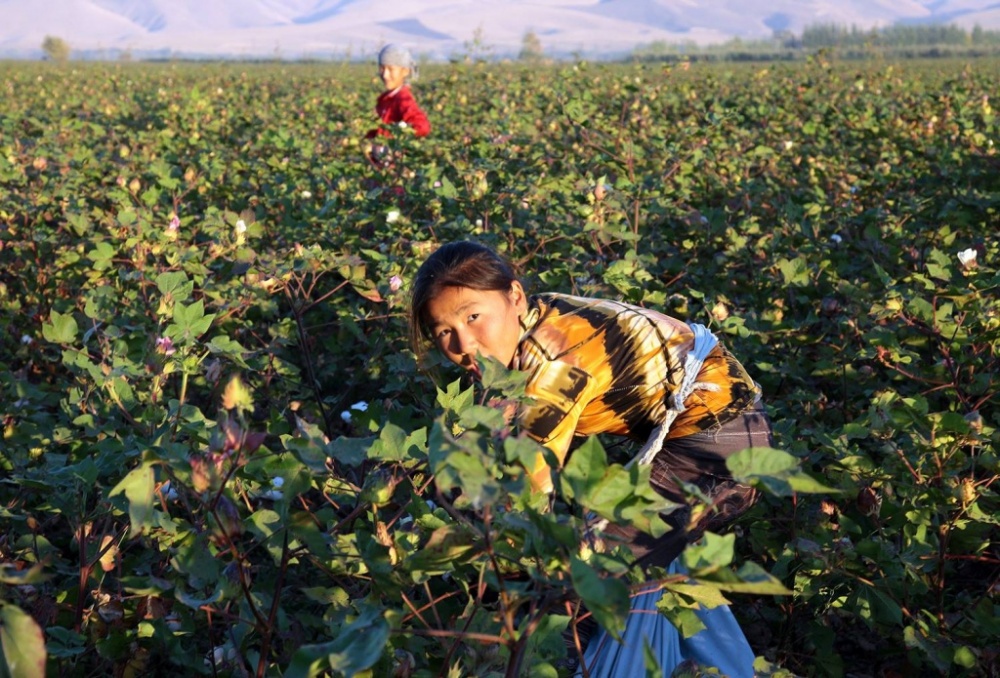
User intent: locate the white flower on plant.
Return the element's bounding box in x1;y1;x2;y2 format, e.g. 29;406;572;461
783;140;795;150
341;401;369;424
301;190;312;199
386;210;400;224
433;181;442;188
257;474;285;499
389;275;403;292
475;218;483;227
398;121;408;128
830;234;843;244
21;334;32;345
234;219;248;246
957;248;977;268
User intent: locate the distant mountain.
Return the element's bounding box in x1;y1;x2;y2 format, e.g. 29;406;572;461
4;0;1000;60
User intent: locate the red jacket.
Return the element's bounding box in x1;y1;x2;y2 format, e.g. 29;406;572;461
366;86;430;138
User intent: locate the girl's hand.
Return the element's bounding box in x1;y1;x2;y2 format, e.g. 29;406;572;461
487;397;519;425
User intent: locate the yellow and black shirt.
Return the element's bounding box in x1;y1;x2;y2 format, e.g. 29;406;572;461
513;293;759;491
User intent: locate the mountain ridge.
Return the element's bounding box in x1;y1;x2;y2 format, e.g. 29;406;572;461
6;0;1000;60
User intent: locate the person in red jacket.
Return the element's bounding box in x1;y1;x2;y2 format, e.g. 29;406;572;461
366;44;430;140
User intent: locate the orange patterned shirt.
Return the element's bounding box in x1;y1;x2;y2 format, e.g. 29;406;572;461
513;294;759;490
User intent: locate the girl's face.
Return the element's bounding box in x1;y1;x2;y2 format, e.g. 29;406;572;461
425;282;527;375
379;64;409;91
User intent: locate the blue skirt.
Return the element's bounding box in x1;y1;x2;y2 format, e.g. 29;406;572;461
576;560;755;677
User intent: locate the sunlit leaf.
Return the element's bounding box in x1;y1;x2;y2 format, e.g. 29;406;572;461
108;462;155;537
0;603;46;678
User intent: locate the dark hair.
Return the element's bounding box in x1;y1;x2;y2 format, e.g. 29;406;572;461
409;241;519;354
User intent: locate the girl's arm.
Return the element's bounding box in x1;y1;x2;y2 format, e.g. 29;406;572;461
517;362;594;493
398;90;431;137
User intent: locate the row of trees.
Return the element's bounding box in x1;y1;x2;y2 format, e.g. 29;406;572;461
798;21;1000;48
40;31;546;64
634;21;1000;61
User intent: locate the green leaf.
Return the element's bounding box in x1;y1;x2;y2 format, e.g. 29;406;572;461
286;606;389;678
458;404;508;431
656;596;706;638
479;356;530;397
682;548;791;596
435;176;459;199
428;423;501;510
246;509;284;564
108;376;137;410
570;557;630;642
520;613;570;668
156;271;193;300
435;379;475;412
44;627;86;659
953;645;977;668
407;525;480;576
367;422;427;463
682;532;735;572
561;438;674;537
662;581;731;609
564;98;597;124
925;248;953;282
206;336;250;368
108;462;155;537
642;638;662;673
327;436;373;468
0;563;48;586
904;625;952;673
726;447;839;496
776;257;811;286
42;310;78;344
170;299;216;339
65;213;90;237
89;241;116;270
855;584;902;627
0;603;47;678
175;585;223;610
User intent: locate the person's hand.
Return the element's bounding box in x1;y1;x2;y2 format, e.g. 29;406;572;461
366;143;393;168
488;397;519;426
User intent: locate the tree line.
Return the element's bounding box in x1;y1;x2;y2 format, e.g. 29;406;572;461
797;22;1000;49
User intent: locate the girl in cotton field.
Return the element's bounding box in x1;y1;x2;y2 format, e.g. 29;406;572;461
409;241;768;677
366;43;430;141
